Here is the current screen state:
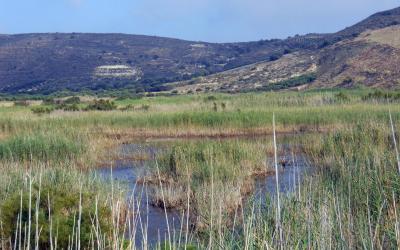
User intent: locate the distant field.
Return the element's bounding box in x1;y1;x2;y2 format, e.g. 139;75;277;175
0;90;399;134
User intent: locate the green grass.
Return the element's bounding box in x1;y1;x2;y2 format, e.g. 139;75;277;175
0;89;399;249
0;90;399;135
0;132;86;162
158;139;267;184
214;121;400;249
152;139;269;229
0;165;117;249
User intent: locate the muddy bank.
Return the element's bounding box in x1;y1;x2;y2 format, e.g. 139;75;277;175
100;126;329;143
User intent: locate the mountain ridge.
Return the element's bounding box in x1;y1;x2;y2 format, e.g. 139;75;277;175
0;6;400;94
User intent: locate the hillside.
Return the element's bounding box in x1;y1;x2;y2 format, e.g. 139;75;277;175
174;7;400;93
0;6;400;94
0;33;303;94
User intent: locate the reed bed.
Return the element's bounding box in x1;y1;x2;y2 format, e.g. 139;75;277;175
0;90;399;249
213;120;400;249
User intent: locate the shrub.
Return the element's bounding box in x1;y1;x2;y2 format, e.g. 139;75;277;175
0;185;112;249
342;76;353;85
334;92;350;103
119;104;135;111
221;102;226;110
64;96;81;105
257;73;317;91
213;102;218;112
63;104;80;112
204;96;217;102
42;98;55;105
362;90;400;102
31;106;54;115
85;100;117;111
269;54;280;61
140;104;150;111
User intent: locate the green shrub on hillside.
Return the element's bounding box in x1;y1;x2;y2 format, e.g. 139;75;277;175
256;73;317;92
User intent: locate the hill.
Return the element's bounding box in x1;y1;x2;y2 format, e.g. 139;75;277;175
174;7;400;93
0;7;400;94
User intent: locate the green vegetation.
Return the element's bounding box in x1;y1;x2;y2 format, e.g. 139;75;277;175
63;96;81;105
63;103;80;111
0;89;399;249
256;73;317;91
0;166;116;249
153;140;268;223
1;181;111;249
221;121;400;249
85;99;117;111
362;89;400;102
0;133;86;162
31;106;54;115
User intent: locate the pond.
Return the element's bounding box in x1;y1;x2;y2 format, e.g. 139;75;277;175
96;138;312;247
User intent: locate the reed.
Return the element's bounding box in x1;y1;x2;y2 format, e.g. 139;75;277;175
0;132;86;163
0;90;399;249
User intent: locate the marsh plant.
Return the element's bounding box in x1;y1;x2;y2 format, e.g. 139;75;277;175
153;140;270;230
0;132;86;163
0;90;399;249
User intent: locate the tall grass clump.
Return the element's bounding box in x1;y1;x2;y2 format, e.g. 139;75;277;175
212;121;400;249
153;140;270;232
0;133;86;162
0;166;120;249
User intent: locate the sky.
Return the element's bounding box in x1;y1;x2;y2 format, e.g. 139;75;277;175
0;0;399;42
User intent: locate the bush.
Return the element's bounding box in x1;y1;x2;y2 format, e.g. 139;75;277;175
119;104;135;111
221;102;226;110
140;104;150;111
63;104;80;112
85;100;117;111
204;96;217;102
257;73;317;92
362;90;400;102
334;92;350;103
31;106;54;115
42;98;55;105
64;96;81;105
0;185;111;249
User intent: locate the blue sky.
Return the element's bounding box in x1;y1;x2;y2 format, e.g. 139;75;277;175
0;0;399;42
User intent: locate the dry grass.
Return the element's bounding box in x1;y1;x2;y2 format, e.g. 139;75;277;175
0;101;14;108
359;25;400;49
